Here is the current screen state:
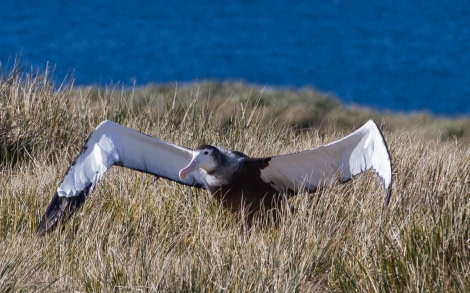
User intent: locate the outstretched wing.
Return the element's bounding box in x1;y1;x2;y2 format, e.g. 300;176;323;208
38;120;206;235
259;120;392;204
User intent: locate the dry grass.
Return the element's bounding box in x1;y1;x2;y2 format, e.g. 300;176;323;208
1;67;469;292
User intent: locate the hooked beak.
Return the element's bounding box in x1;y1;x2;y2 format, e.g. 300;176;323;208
179;158;200;180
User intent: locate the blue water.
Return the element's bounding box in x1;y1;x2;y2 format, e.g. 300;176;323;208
1;1;470;116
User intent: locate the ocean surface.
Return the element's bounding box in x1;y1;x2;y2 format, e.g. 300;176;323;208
1;0;469;116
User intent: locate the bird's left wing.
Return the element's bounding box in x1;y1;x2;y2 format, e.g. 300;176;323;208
259;120;392;204
38;120;206;234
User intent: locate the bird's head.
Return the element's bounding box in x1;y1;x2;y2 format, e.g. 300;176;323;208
179;145;219;180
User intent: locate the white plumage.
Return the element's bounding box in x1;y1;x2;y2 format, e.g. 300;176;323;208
261;120;392;197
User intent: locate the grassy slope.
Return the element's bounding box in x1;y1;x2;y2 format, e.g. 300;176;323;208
1;69;469;291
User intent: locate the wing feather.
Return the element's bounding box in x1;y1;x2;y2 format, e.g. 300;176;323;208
259;120;392;204
38;120;206;234
58;120;206;198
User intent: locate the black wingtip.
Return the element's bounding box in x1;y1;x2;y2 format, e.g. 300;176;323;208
37;193;67;235
37;190;88;236
371;120;393;208
384;187;392;207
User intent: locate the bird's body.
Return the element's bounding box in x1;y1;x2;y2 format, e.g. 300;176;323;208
204;154;276;213
38;120;392;235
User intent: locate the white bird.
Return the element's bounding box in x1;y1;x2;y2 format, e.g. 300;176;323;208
38;120;392;234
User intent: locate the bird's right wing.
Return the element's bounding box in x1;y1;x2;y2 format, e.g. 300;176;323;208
38;120;206;234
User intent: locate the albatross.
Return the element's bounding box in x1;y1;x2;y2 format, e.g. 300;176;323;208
37;119;392;235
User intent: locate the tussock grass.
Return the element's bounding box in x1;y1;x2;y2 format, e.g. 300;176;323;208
1;67;469;291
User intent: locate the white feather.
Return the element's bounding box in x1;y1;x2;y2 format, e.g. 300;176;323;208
57;120;207;198
260;120;392;202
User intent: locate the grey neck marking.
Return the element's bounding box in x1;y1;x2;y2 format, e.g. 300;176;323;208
204;147;245;187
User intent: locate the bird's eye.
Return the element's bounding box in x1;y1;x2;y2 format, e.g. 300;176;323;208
204;151;209;155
